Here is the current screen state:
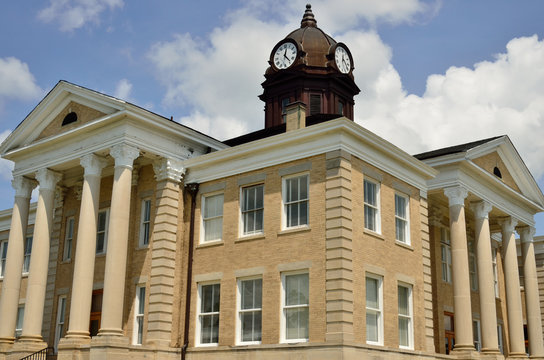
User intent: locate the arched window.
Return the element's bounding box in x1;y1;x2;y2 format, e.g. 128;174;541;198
61;112;77;126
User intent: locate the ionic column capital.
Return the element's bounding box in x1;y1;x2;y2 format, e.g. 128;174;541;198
12;176;37;198
499;217;518;234
110;144;139;169
470;200;493;220
35;168;62;191
444;186;468;207
153;158;185;183
517;226;535;243
80;154;108;177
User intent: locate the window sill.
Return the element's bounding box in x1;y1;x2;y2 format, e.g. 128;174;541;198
395;240;413;251
236;234;265;243
60;259;72;264
197;240;224;249
364;229;384;240
278;226;311;236
136;245;149;250
95;253;107;258
281;338;309;344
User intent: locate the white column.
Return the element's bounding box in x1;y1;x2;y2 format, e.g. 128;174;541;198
470;201;500;354
519;226;544;358
65;154;107;339
444;186;475;352
98;144;139;336
20;169;62;342
0;177;36;343
500;217;526;357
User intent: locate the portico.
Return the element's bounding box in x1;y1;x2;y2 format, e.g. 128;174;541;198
0;81;225;359
418;136;544;359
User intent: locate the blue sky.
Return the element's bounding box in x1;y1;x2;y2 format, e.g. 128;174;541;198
1;0;544;233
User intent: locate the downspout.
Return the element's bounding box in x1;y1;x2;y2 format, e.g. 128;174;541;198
182;183;199;360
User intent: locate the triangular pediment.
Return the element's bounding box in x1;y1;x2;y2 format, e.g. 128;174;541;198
35;101;108;142
0;81;123;155
466;136;544;208
471;151;521;192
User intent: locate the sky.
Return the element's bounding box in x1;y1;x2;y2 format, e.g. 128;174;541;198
1;0;544;233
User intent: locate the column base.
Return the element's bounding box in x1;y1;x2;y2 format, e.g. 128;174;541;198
10;339;48;360
451;345;479;359
90;334;129;360
507;352;529;358
58;337;91;360
0;341;13;360
480;349;505;360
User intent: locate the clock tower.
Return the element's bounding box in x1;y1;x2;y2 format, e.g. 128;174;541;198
260;4;360;129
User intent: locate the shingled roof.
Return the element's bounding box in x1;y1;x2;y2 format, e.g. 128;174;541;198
414;136;504;160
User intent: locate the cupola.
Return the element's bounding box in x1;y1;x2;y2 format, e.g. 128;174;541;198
260;4;360;128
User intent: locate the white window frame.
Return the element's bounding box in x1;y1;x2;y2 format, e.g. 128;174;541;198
398;283;413;350
236;277;262;345
23;235;32;274
201;193;224;243
240;184;264;237
363;179;381;233
395;193;410;244
281;271;309;343
96;209;109;255
15;304;24;338
196;282;221;346
54;295;67;353
468;241;478;291
282;173;309;230
441;228;452;283
365;273;383;346
492;248;499;297
0;240;7;278
63;217;75;261
473;319;481;351
139;199;152;248
133;285;146;345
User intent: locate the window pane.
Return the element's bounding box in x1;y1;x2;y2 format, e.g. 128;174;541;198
366;312;379;342
364;181;376;206
398;286;409;315
366;277;378;309
299;176;308;200
286;274;309;306
395;195;406;218
256;185;264;208
364;206;375;231
138;287;146;314
396;218;406;242
241;311;262;342
299;201;308;225
399;317;410;346
98;212;106;231
285;307;309;340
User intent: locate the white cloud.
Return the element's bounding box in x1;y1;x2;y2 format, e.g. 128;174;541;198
0;57;43;101
356;35;544;179
0;130;14;181
114;78;132;101
38;0;124;32
147;1;544;181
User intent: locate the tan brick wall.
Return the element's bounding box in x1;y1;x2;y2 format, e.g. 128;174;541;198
351;158;426;351
186;155;327;347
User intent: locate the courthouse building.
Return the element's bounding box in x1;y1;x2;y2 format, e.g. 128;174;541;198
1;5;544;360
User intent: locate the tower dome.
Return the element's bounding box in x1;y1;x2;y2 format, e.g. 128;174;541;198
260;4;360;128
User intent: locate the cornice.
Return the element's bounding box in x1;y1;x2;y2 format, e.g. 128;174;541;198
184;118;437;192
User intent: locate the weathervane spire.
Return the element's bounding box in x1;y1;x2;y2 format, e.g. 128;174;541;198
301;4;317;28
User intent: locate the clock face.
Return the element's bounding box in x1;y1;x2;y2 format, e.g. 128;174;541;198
335;46;351;74
273;42;298;70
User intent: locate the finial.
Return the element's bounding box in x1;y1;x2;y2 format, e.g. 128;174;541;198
301;4;317;28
